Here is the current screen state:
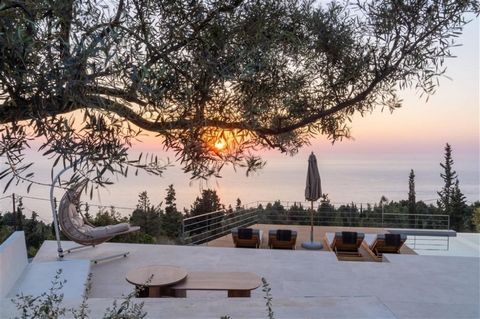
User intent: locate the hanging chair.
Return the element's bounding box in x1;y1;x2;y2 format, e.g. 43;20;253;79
58;180;140;247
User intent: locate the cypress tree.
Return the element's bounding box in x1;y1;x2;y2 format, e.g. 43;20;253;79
450;179;469;232
190;190;223;216
16;197;24;231
235;198;242;211
165;185;176;211
437;143;457;217
131;191;162;237
408;169;416;228
163;185;183;238
136;191;151;211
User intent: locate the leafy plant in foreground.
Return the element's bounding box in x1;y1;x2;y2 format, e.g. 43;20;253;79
262;278;274;319
11;270;147;319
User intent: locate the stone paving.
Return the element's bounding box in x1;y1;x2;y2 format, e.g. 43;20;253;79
8;238;476;319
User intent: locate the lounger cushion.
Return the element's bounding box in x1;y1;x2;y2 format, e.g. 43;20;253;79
231;229;260;236
268;230;297;237
268;229;297;249
385;234;401;246
238;228;253;239
276;230;292;241
369;233;407;256
342;231;357;244
232;228;262;248
84;223;130;238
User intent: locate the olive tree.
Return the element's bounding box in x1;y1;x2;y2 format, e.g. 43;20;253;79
0;0;478;190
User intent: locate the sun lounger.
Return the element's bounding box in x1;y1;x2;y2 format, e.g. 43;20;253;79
327;231;365;257
268;229;297;249
231;228;262;248
368;233;407;257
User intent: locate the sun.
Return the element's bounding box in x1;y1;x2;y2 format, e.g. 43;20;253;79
214;139;227;151
203;128;253;155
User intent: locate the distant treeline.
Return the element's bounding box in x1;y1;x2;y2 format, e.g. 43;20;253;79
1;187;479;257
254;197;479;232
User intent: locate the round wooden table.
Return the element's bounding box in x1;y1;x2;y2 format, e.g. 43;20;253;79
126;265;188;297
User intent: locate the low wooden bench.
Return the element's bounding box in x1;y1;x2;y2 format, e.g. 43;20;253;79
170;271;262;298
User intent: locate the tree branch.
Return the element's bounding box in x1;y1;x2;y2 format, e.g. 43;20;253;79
59;0;75;60
146;0;245;69
83;0;124;38
0;0;33;18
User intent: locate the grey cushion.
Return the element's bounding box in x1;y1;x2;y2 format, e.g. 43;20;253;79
385;234;402;246
238;228;253;239
377;234;407;241
84;223;130;238
342;231;357;244
276;230;292;241
269;229;297;238
232;228;260;235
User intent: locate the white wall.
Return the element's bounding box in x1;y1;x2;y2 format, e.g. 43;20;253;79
0;231;28;297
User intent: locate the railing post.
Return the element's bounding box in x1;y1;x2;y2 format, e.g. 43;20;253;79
207;214;210;232
181;219;185;242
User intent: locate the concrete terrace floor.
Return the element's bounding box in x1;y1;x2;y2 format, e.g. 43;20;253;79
6;230;478;319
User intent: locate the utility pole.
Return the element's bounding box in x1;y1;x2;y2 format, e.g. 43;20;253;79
381;202;384;227
12;193;16;230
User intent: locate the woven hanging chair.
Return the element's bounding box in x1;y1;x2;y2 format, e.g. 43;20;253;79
58;180;140;246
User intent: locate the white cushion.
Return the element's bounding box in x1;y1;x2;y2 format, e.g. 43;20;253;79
68;204;84;228
84;223;130;238
78;224;94;233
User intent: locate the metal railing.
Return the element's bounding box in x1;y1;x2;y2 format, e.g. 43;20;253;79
406;236;451;251
256;210;450;230
182;209;259;245
181;202;451;250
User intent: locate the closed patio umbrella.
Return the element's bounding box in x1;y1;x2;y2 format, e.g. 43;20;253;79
301;152;323;250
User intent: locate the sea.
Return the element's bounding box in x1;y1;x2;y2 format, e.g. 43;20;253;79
1;144;478;224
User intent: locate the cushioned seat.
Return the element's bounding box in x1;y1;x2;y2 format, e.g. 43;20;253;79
84;223;130;237
369;233;407;257
328;231;365;256
231;228;262;248
268;229;297;249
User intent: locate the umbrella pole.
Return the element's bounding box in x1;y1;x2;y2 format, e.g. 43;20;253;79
302;201;323;250
310;201;314;242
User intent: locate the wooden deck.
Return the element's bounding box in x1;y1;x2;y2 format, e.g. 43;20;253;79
205;224;415;261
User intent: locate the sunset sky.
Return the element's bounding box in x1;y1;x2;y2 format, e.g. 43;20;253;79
2;14;478;221
135;15;479;157
332;16;479;155
124;15;479;210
